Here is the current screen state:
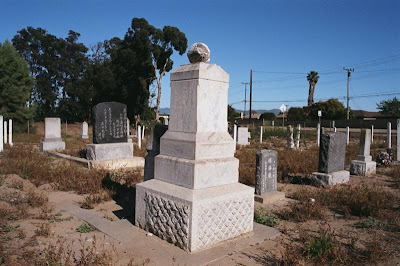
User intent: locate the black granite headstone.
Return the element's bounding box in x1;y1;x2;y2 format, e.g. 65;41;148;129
318;132;346;174
144;124;168;181
255;149;278;195
92;102;127;144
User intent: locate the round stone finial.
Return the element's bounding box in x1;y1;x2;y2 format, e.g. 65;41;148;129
187;43;210;63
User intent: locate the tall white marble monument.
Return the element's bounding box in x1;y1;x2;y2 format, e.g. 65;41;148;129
135;43;254;252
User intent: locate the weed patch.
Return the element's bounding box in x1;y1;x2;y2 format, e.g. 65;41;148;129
76;222;93;233
254;207;280;227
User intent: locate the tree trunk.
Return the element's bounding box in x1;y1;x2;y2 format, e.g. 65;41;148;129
154;58;168;122
307;83;314;107
155;78;162;121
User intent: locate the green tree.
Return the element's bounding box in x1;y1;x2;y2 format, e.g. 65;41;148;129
12;27;61;119
307;71;319;107
112;18;187;122
228;105;240;121
377;97;400;116
308;98;346;120
0;40;34;132
287;107;307;121
260;112;276;120
57;30;89;122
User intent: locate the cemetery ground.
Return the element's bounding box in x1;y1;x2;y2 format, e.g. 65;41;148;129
0;124;399;265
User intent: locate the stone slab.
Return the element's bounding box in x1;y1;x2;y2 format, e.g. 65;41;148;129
160;131;235;160
89;157;144;170
92;102;127;144
47;151;90;167
86;142;133;161
318;133;346;174
57;202;279;266
81;121;89;139
135;179;254;252
312;170;350;187
154;155;238;189
350;160;376;176
237;127;249;145
254;191;286;204
40;139;65;152
255;149;278;195
44;117;62;139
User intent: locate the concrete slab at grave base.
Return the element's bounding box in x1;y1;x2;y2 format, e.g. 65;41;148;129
312;170;350;187
89;157;144;170
135;179;255;252
86;142;133;161
40;138;65;152
255;191;286;204
350;160;376;176
57;202;279;266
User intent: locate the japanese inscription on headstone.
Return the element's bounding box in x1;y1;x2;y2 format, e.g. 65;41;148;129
92;102;127;144
255;149;278;195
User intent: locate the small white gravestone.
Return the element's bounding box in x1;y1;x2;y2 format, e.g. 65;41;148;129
80;121;89;139
350;129;376;176
397;119;400;161
142;125;145;139
3;121;7;144
40;118;66;152
8;119;12;146
286;125;295;149
137;125;142;149
346;126;350;145
371;125;374;143
271;120;274;127
334;127;337;132
233;124;237;143
317;123;321;147
260;126;263;143
387;122;392;150
0;116;3;152
237;127;250;145
295;124;300;149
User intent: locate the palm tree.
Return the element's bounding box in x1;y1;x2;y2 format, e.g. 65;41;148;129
307;71;319;107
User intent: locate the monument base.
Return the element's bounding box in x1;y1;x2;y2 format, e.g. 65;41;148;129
90;157;144;170
350;160;376;176
311;170;350;187
254;191;286;204
86;142;133;161
40;138;65;152
135;179;254;252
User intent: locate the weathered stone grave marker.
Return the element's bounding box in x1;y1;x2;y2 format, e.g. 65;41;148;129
295;124;300;149
237;127;250;145
135;43;254;252
40;118;66;152
312;132;349;186
80;121;89;139
86;102;143;169
143;124;168;181
350;129;376;176
254;149;285;203
3;120;7;144
8;119;12;146
286;125;294;149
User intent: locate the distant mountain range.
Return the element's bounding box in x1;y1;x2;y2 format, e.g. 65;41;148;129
159;107;281;115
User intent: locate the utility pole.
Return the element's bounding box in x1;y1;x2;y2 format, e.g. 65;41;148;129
241;82;249;118
249;69;253;124
343;67;354;120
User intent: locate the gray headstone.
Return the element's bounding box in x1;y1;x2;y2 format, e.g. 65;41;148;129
44;118;62;140
357;129;372;162
92;102;127;144
237;127;249;145
255;149;278;195
144;125;168;181
318;132;346;174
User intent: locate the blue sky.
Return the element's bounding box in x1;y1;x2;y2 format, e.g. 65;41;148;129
1;0;399;112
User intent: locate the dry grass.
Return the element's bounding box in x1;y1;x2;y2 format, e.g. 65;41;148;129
290;184;394;219
37;236;116;266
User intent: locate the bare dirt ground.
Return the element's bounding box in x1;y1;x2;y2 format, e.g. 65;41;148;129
0;131;399;265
